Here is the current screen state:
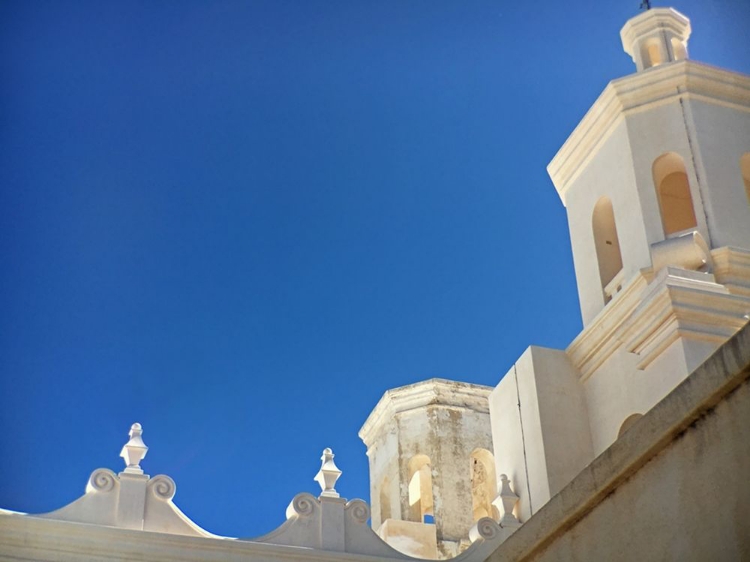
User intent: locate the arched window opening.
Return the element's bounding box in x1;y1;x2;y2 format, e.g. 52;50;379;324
642;40;663;68
378;477;391;523
470;449;497;522
653;152;698;236
618;413;644;438
407;455;434;523
670;38;687;61
592;197;624;302
741;153;750;206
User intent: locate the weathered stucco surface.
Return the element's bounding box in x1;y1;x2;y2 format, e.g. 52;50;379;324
359;379;494;558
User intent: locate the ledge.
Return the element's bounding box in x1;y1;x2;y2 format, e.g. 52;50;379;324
712;247;750;298
566;269;652;379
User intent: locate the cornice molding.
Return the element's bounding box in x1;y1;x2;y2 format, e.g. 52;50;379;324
359;379;492;447
567;269;653;380
568;261;750;380
712;247;750;298
619;279;750;370
547;61;750;205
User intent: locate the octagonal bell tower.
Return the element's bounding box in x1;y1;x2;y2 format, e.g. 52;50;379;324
359;379;495;559
548;7;750;327
544;6;750;455
490;8;750;530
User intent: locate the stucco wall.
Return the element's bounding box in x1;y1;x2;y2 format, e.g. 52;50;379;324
534;377;750;561
490;346;593;523
487;321;750;562
582;335;691;455
688;98;750;250
564;119;642;326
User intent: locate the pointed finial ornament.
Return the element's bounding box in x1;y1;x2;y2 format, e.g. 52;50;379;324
639;0;651;10
120;423;148;474
314;448;342;498
493;474;521;528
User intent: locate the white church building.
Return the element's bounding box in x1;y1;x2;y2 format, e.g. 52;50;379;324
2;7;750;562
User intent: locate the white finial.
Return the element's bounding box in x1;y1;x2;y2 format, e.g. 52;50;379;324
314;448;342;498
120;423;148;474
493;474;521;528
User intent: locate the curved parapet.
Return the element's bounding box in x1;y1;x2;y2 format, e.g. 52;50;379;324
142;474;220;537
36;468;120;527
31;424;219;538
245;492;509;561
243;448;513;561
248;492;402;555
460;517;519;561
248;492;323;549
248;492;414;557
5;432;516;561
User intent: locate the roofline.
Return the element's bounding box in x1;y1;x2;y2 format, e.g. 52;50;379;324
547;60;750;206
358;378;493;447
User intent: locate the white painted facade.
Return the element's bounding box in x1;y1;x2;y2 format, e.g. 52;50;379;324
488;6;750;528
2;7;749;562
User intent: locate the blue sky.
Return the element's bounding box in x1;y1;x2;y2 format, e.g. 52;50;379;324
1;0;749;538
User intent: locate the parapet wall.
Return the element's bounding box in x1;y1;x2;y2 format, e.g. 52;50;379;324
486;320;750;562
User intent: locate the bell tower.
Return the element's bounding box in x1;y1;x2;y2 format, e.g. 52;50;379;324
359;379;495;559
548;7;750;327
491;7;750;528
621;5;690;71
543;6;750;452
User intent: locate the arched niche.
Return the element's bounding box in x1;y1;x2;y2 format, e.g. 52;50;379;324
592;196;624;301
618;413;644;438
670;37;687;61
641;39;663;69
653;152;698;236
470;449;497;521
741;152;750;206
407;455;434;523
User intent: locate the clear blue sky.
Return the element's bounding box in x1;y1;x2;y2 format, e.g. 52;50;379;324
1;0;748;539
